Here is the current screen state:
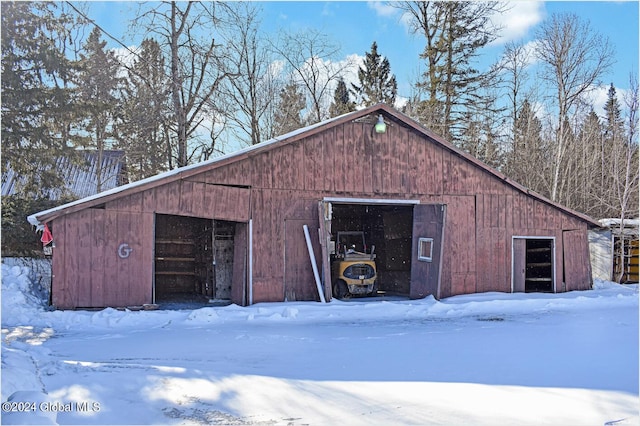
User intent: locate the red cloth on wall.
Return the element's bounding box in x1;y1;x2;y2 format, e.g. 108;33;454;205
41;224;53;246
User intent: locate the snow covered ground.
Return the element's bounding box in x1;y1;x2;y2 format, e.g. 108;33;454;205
1;260;638;425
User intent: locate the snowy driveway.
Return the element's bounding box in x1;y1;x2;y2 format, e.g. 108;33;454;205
2;264;638;425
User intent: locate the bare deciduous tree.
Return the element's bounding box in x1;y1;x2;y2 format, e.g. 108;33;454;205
220;3;279;146
612;75;640;281
534;12;614;202
135;1;233;167
500;41;531;139
271;29;352;124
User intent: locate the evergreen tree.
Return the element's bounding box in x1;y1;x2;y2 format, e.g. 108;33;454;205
458;110;482;159
76;28;123;192
504;99;549;195
600;81;640;245
604;84;625;143
329;78;356;117
273;83;306;135
398;1;502;141
1;2;80;197
117;39;171;181
575;109;607;216
351;41;397;107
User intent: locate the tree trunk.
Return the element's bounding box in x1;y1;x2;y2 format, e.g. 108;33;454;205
170;2;188;168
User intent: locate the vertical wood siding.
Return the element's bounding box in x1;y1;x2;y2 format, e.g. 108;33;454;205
49;112;594;307
52;178;250;308
52;209;153;309
563;229;592;291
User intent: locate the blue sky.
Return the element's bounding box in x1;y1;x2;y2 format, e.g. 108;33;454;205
260;1;638;95
90;1;638;109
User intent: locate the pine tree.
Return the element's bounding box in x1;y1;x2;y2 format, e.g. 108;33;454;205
76;27;123;192
117;38;171;181
601;81;640;274
351;41;397;107
575;109;606;216
1;2;80;197
273;83;306;136
504;99;548;195
604;84;625;143
329;78;356;117
398;2;502;141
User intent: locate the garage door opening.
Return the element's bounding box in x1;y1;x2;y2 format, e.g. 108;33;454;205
154;214;237;305
319;199;445;301
513;237;555;293
329;204;414;297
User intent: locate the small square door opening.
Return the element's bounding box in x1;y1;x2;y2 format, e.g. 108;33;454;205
418;238;434;262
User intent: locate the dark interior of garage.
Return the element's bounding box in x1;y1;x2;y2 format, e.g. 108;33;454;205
154;214;236;304
525;239;554;292
330;204;414;296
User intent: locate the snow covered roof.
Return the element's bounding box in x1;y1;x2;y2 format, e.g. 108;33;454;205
27;103;601;228
598;218;640;237
599;218;640;228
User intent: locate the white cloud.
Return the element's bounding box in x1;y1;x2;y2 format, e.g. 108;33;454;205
112;45;140;78
585;84;628;118
521;40;541;67
337;53;364;89
490;1;545;46
268;59;286;79
588;85;610;115
112;46;139;67
367;1;397;18
321;3;335;17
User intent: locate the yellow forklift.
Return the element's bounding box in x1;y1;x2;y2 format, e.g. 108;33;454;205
331;231;378;298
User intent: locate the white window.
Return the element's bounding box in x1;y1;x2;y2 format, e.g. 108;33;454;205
418;238;434;262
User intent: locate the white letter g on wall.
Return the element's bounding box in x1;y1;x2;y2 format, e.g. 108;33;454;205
118;243;133;259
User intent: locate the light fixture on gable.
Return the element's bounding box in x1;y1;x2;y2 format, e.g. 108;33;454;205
374;114;387;134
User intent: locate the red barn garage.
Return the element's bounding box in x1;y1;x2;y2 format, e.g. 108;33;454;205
28;104;598;309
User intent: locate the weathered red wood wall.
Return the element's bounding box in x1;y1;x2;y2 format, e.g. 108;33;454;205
52;209;154;309
207;116;591;302
50;181;251;308
49;110;593;308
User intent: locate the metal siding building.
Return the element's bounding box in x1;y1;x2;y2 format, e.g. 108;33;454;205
28;105;598;309
3;150;127;199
